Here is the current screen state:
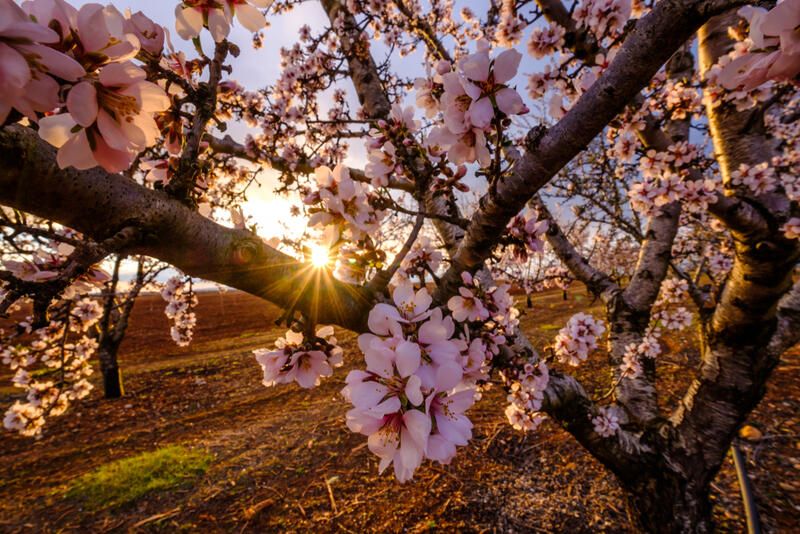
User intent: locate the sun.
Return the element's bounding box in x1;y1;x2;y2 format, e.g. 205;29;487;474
310;244;331;268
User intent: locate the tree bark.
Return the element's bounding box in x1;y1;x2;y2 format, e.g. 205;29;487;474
626;471;713;534
97;344;124;399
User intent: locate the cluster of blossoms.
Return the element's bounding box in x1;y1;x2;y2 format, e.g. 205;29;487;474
543;265;573;292
3;298;101;436
344;283;476;481
254;326;343;389
175;0;271;43
304;164;386;245
422;43;528;167
365;104;419;187
2;243;109;298
718;1;800;92
506;207;548;262
1;0;173;172
160;276;197;347
729;162;777;196
573;0;632;39
524;0;636;119
552;312;606;366
628;142;718;216
494;0;526;47
503;359;550;432
660;80;703;121
340;268;525;481
620;278;693;378
591;404;622;437
397;236;443;282
447;272;519;369
527;24;566;60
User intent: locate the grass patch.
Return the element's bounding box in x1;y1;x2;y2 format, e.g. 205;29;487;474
66;445;212;509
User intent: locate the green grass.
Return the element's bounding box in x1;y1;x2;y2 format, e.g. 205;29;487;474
66;445;212;509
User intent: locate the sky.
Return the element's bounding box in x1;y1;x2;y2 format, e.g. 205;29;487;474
60;1;551;283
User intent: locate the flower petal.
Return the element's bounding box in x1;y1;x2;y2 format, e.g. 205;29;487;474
66;81;98;127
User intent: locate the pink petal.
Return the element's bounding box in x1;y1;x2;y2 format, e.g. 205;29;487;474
395;341;421;377
402;409;432;449
66;81;98;127
467;97;494;128
56;128;97;170
236;3;267;32
1;21;60;43
495;87;525;116
175;6;203;40
99;61;145;86
96;109;131;151
493;49;522;84
434;361;463;391
38;113;78;148
207;9;230;42
0;43;31;92
460;50;491;82
404;374;423;406
19;44;84;81
426;434;456;464
761;0;800;36
90;130;132;172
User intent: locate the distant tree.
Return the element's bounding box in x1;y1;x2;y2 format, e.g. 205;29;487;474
94;255;166;398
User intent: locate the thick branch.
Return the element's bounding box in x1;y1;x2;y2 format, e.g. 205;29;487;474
0;125;373;331
535;198;618;297
439;0;743;299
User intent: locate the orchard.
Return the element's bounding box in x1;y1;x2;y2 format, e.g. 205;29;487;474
0;0;799;531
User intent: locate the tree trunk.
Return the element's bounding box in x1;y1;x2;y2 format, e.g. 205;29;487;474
526;293;533;308
97;345;124;399
628;474;713;534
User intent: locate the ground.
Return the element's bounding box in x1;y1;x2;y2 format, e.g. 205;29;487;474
0;287;798;533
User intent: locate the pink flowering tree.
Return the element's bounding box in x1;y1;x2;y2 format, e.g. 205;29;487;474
1;0;799;531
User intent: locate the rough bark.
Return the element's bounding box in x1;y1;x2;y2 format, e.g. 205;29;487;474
651;12;800;532
96;256;126;398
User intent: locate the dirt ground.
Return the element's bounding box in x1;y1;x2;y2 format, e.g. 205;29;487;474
0;287;798;533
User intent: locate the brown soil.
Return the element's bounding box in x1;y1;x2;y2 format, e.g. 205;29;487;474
0;288;797;533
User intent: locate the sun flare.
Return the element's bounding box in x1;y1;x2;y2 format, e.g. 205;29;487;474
310;244;331;268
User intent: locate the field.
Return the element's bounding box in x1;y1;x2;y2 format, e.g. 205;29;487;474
0;288;798;532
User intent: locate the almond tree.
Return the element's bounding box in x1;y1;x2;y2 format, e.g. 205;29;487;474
95;255;166;398
1;0;799;531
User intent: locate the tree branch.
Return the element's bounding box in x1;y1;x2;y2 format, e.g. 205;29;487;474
438;0;745;299
0;124;373;331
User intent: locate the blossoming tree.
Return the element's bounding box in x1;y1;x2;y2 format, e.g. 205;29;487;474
0;0;798;531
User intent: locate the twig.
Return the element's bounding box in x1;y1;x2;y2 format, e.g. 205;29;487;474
324;476;338;514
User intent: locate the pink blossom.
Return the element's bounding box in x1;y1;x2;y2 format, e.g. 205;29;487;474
553;312;605;366
123;10;165;55
74;3;140;64
425;389;474;464
719;0;800;90
38;61;170;172
0;0;84;123
448;286;490;322
254;326;342;389
591;405;622;437
782;217;800;240
175;0;271;43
